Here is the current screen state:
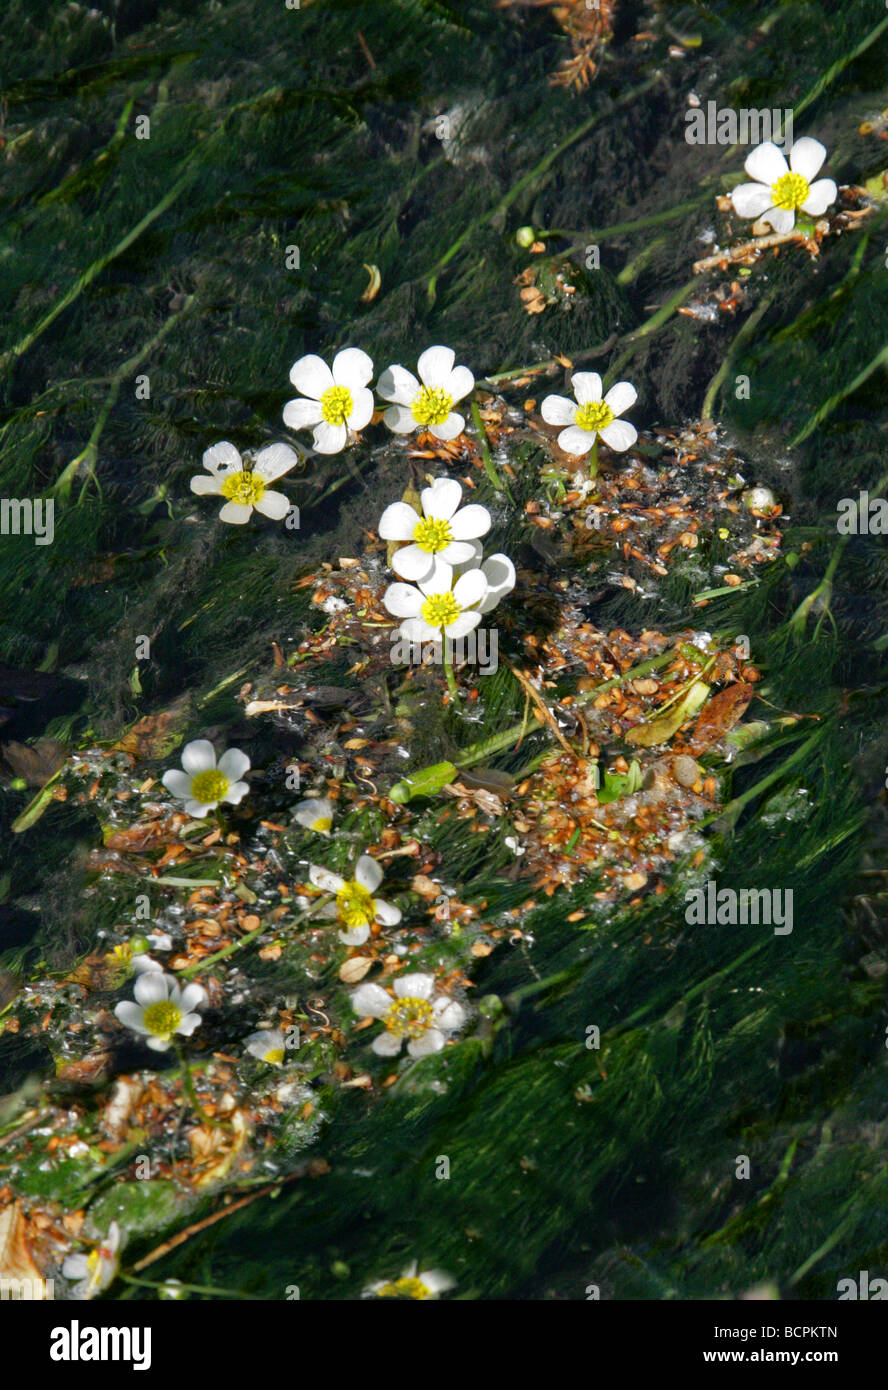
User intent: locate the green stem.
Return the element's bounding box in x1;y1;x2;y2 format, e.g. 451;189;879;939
589;437;598;479
443;645;460;703
176;1046;223;1128
471;401;513;500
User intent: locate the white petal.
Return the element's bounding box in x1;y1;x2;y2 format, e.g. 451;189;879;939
254;489;290;520
373;897;402;925
801;178;836;216
452;567;487;610
417;1270;455;1294
730;183;775;219
190;475;223;496
557;425;595;455
202;441;241;475
419;557;453;597
571;371;603;405
219;500;253;524
443;610;481;638
134;972;169;1006
146;1036;172;1052
283;397;325;430
407;1029;445;1057
346;386;374;431
354;855;383;892
384;581;424;618
438;540;479;566
603;381;637;417
477;553;516;614
433;998;466;1031
421;477;462;521
185;800;212;817
762;205;795;234
312;421;348;454
445;364;474;402
371;1031;403;1056
289;353;334;399
789;136;826;182
339;924;370;946
63;1256;90;1280
598;418;637;452
417;345;455;389
448;503;490;540
181;739;217;774
541;394;577;426
378;501;421;540
176;1012;203;1037
162;769;193;800
352;982;393;1018
400;617;439;643
115;1001;148;1033
390;545;436;582
216;747;251;781
377;365;419;406
383;404;416;434
253;443;300;482
429;412;464;441
332;346;374;389
744;141;788;184
176;983;208;1012
309;865;344;893
394;972;435;1000
224;781;249;805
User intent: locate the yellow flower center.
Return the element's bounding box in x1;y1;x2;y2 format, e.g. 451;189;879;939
420;592;462;629
190;769;230;804
771;171;809;211
376;1276;432;1299
336;879;376;930
263;1048;285;1064
311;816;333;833
142;1000;183;1039
411;386;453;427
575;400;614;434
220;470;266;507
414;516;453;553
384;995;434;1039
320;385;353;425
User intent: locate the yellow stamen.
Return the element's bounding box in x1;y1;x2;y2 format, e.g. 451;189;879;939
263;1048;285;1064
771;171;809;211
220;470;266;507
190;769;230;804
142;1000;183;1039
336;879;376;930
574;400;614;435
411;386;453;427
414;516;453;552
376;1276;432;1299
320;385;353;425
384;995;434;1039
420;592;461;629
311;816;333;833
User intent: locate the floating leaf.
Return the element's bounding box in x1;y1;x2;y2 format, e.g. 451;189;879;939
626;681;710;747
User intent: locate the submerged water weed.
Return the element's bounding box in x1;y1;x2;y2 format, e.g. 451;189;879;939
162;739;250;817
190;442;300;524
309;854;402;945
377;345;474;441
351;973;467;1058
730;137;837;233
379;477;491;582
283;348;375;454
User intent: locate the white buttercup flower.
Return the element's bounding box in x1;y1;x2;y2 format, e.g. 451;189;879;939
451;543;517;615
283;347;374;454
190;442;299;524
730;137;837;233
541;373;637;456
383;557;488;643
162;739;250;818
379;477;491;583
114;972;207;1052
293;796;334;835
364;1261;456;1300
245;1029;287;1064
309;854;402;946
351;972;466;1058
62;1223;121;1300
377;346;474;442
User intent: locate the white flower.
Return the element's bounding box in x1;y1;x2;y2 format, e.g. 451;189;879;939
730;137;837;233
283;347;374;454
293;796;334;835
62;1223;121;1300
379;477;491;583
190;441;299;525
146;931;173;951
504;835;526;857
114;971;208;1052
309;854;402;946
473;552;516;614
377;345;473;442
351;972;466;1058
245;1029;286;1064
162;739;250;818
364;1261;456;1300
541;373;637;455
383;557;488;642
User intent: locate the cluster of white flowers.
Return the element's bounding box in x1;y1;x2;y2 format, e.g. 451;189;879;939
380;476;515;641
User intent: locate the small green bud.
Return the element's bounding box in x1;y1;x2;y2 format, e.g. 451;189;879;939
515;225;536;248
